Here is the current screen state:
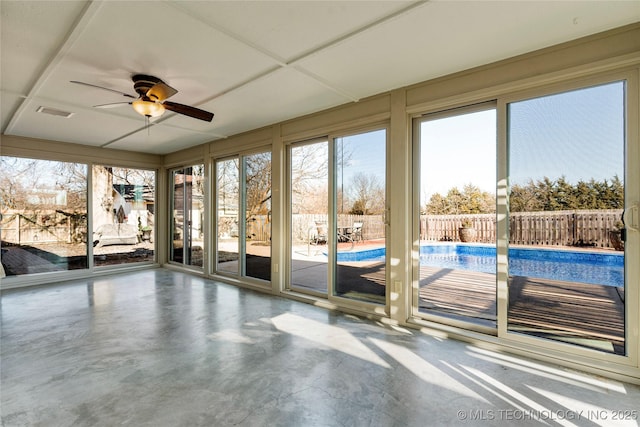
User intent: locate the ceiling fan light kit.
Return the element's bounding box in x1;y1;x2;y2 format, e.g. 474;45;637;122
71;74;214;122
132;98;165;117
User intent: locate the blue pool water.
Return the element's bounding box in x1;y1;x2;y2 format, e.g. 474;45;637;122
337;244;624;287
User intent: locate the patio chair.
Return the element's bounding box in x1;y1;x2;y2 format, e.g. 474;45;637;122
351;222;363;243
309;221;328;246
307;220;328;256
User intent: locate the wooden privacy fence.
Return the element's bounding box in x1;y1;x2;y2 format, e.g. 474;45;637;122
420;209;623;248
248;210;624;247
3;209;623;248
1;212;87;244
421;213;496;243
245;215;271;241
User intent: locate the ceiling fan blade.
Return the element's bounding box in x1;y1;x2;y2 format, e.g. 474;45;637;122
93;102;132;108
70;81;136;99
146;82;178;102
163;101;214;122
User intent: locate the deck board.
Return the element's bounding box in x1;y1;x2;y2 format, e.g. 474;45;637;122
419;265;625;354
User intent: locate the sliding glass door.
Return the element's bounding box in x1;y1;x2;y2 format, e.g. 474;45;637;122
412;77;636;360
415;105;497;326
506;81;628;355
289;140;329;294
216;158;240;274
215;151;271;281
334;130;386;304
288;129;387;304
244;152;272;281
170;165;204;268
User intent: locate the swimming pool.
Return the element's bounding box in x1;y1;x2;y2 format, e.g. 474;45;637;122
337;244;624;287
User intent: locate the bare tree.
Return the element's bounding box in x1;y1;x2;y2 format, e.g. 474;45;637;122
245;152;271;217
1;157;88;243
291;143;329;214
0;157;38;210
347;172;384;215
216;158;240;214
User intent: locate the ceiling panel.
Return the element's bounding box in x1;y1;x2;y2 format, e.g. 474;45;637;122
296;1;640;99
0;1;86;94
38;1;280;112
202;67;350;138
171;0;415;62
10;99;145;147
105;122;218;154
0;1;88;130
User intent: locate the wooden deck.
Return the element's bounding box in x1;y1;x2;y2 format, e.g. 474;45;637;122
419;266;625;354
288;256;625;354
508;274;624;354
419;266;497;322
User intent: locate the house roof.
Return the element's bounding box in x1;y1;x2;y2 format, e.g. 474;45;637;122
1;1;638;155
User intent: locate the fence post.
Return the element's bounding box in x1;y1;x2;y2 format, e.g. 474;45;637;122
16;214;21;244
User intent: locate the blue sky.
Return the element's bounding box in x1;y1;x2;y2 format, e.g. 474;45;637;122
509;81;624;186
337;129;386;187
420;109;497;198
419;80;625;199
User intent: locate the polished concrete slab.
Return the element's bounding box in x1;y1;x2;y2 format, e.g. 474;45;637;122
1;269;639;426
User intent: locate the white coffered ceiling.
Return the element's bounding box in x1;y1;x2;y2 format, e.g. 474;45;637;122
1;1;639;154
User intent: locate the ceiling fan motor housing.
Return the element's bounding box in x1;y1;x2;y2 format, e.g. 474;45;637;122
132;74;163;97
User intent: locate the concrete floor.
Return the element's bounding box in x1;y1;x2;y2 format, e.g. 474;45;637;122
1;269;639;426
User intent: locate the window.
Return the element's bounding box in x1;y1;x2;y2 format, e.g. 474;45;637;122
1;157;88;276
93;166;155;267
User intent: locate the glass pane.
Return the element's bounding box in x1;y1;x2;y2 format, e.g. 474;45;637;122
170;169;185;264
216;158;240;274
507;82;625;354
289;141;329;294
93;166;155;267
170;166;204;267
1;157;88;276
418;109;497;325
335;130;386;304
245;152;271;281
187;165;205;267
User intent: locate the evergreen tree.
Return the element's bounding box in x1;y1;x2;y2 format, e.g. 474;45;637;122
508;176;623;212
426;176;624;214
425;184;495;214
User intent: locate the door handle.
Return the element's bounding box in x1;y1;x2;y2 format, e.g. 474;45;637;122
623;203;639;233
382;208;390;226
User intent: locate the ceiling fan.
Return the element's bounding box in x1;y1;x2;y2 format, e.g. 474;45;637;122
70;74;214;122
